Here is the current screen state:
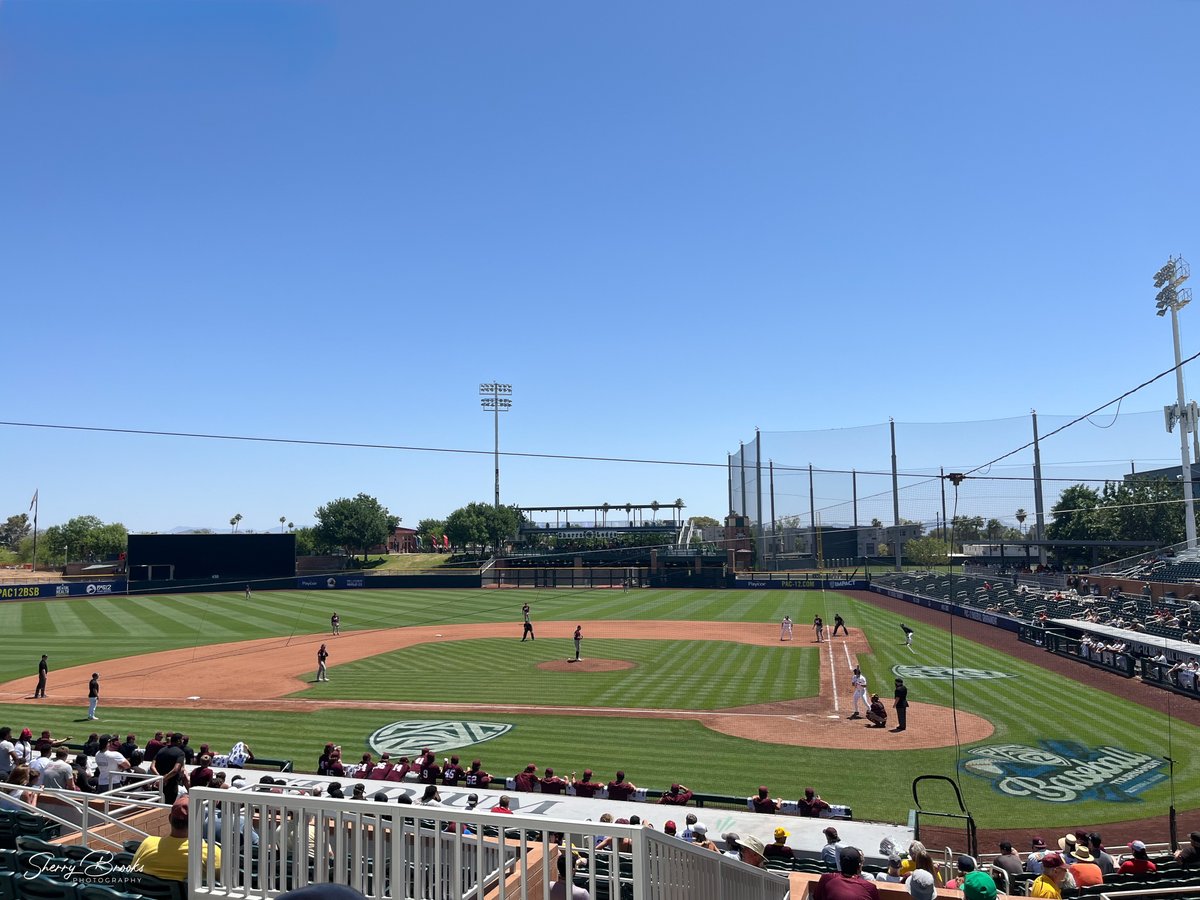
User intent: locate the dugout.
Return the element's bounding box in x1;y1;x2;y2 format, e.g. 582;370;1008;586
127;533;296;582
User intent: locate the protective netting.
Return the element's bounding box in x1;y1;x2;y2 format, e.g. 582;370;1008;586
730;409;1189;534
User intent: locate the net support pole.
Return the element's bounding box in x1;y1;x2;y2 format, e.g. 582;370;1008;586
739;442;747;517
809;464;817;563
755;429;764;566
891;418;901;572
940;467;948;545
769;460;777;568
1032;410;1048;566
852;469;859;563
727;453;734;516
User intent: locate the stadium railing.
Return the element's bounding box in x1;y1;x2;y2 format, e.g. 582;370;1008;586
187;786;791;900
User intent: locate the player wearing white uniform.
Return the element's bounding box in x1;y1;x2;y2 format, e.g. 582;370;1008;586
848;667;868;718
780;616;793;641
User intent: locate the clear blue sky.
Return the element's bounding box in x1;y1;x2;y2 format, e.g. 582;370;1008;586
3;1;1199;534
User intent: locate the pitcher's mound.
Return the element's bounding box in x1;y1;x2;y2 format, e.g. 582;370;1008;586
538;658;635;672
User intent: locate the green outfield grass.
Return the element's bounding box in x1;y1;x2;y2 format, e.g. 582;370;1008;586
0;586;1194;831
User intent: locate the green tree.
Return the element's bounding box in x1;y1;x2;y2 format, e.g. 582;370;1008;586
689;516;720;528
1092;478;1184;550
314;494;398;561
416;518;445;550
904;535;950;567
443;503;525;552
0;514;31;551
38;515;128;562
1045;484;1102;564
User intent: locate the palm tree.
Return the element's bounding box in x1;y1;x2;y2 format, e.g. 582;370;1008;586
230;513;243;533
280;516;286;534
1015;508;1028;536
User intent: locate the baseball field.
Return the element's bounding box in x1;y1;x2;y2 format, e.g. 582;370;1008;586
0;585;1195;838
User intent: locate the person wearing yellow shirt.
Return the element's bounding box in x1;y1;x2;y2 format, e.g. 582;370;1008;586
132;796;221;881
1029;851;1069;899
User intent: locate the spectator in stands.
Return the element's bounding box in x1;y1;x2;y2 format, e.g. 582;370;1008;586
765;827;794;860
878;854;903;883
155;732;190;804
96;735;131;790
71;753;96;793
1119;841;1157;875
1058;833;1081;864
514;764;539;792
1088;832;1115;876
118;733;139;761
419;784;442;805
735;835;768;870
900;841;942;885
1029;851;1068;898
947;855;996;899
680;813;698;842
662;820;677;837
607;770;637;801
38;746;76;794
570;769;602;798
465;759;492;790
1;764;38;809
689;823;718;852
798;787;832;817
813;846;879;899
1176;831;1200;867
132;797;221;881
906;869;935;900
994;841;1024;881
550;852;588;900
351;783;367;801
144;731;165;763
541;767;568;794
750;785;782;814
720;832;741;859
821;826;842;870
490;795;514;814
658;782;693;805
226;740;255;768
327;782;344;799
191;754;214;788
442;755;463;786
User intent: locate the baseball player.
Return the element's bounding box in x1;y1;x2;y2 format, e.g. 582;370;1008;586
849;666;868;718
901;624;914;652
521;603;535;641
813;615;825;643
780;615;793;641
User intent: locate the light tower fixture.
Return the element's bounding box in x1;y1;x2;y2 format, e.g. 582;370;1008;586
479;382;513;509
1155;256;1196;549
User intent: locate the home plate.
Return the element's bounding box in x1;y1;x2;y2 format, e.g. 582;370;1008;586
435;634;443;637
826;715;840;719
187;696;201;701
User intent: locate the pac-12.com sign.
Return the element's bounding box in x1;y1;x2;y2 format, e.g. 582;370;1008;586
962;740;1167;803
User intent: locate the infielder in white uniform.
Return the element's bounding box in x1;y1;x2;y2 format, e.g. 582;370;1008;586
849;666;868;718
780;616;793;641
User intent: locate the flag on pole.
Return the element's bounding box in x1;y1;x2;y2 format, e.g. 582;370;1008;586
442;534;449;549
29;490;38;511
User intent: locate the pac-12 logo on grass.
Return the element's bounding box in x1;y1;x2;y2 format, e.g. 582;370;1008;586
369;721;512;756
962;741;1167;803
892;665;1015;680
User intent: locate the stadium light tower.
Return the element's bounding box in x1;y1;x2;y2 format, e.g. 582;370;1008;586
479;382;513;509
1155;256;1197;549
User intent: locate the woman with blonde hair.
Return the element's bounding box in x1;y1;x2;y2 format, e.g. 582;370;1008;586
899;840;943;885
2;764;39;809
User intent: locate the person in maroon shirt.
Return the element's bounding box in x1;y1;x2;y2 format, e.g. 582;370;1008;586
190;754;214;788
355;753;375;778
490;795;514;814
514;764;539;792
143;732;166;763
418;752;441;784
607;770;637;801
369;754;394;780
751;786;782;814
571;769;603;798
540;767;568;794
442;755;463;786
658;783;693;805
798;787;832;817
812;847;879;900
464;759;492;789
385;756;412;782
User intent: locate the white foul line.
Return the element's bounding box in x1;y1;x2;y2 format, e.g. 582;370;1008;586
842;641;854;669
826;633;840;712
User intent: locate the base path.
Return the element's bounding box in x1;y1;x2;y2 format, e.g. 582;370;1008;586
0;619;991;750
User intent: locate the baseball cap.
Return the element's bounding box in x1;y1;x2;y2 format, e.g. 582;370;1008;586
999;841;1013;853
664;820;676;832
670;783;681;792
774;827;789;840
1031;837;1047;849
169;796;189;825
19;728;32;739
691;823;707;836
1041;852;1063;869
1129;840;1147;851
908;869;935;900
823;826;839;840
957;854;976;871
838;846;863;872
736;835;766;857
963;873;996;900
804;787;815;797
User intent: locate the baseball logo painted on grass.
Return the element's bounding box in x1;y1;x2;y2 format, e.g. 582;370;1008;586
962;740;1168;803
892;664;1016;680
369;721;512;756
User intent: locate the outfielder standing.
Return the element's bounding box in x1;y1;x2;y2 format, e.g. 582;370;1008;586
521;602;535;641
780;615;793;641
848;666;868;718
